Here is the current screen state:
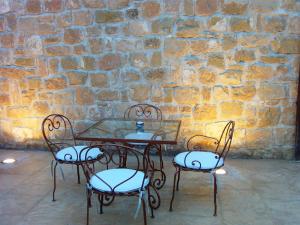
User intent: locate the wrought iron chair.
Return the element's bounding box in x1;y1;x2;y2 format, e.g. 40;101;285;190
124;104;166;189
124;103;162;120
79;144;159;225
42;114;102;201
169;121;235;216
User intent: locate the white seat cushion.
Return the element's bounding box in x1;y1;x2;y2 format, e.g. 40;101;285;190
90;168;149;193
174;151;224;170
55;145;102;162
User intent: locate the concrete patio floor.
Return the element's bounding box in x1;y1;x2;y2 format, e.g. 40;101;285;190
0;150;300;225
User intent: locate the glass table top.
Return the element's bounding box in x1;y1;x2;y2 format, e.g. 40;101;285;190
75;118;181;145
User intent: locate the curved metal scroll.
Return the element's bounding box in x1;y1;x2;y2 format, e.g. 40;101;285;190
124;104;162;120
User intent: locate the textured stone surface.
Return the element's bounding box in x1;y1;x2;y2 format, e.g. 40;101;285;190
0;0;298;159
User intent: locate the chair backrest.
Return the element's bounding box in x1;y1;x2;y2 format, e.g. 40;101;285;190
215;121;235;160
79;144;151;194
124;104;162;120
186;120;235;161
41;114;76;157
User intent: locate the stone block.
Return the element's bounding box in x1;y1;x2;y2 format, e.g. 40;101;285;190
54;91;73;104
152;17;175;34
15;58;35;67
151;52;161;67
7;106;31;118
247;64;274;80
128;21;150;36
199;69;216;84
164;0;180;12
97;90;119;101
173;87;200;104
222;1;247;14
257;106;281;127
164;38;189;57
195;0;218;16
145;68;165;81
184;0;194;15
0;94;10;105
232;85;256;101
208;53;225;69
88;38;106;54
190;40;208;54
222;35;237;50
0;34;14;48
45;77;67;90
66;71;88;85
61;56;80;70
260;56;287;64
144;38;160;49
82;0;105;8
230;17;252;32
193;104;217;121
258;83;286;100
26;0;41;14
235;50;255;62
27;77;41;89
130;53;149;68
271;37;300;54
108;0;129;9
288;16;300;34
43;36;60;45
126;8;139;19
73;10;93;26
95;10;123;23
281;105;296;126
246;128;273;149
98;54;122;70
142;1;160;18
45;0;62;12
45;46;71;56
83;56;96;70
130;85;150;101
33;101;50;116
261;16;287;33
220;101;244;118
64;28;83;44
208;16;227;32
213;86;229;101
0;68;34;79
76;87;94;105
250;0;279;12
90;73;108;87
176;18;204;38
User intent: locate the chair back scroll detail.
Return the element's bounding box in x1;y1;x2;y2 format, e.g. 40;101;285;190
184;121;235;170
42;114;76;158
124;104;162;120
79;144;150;194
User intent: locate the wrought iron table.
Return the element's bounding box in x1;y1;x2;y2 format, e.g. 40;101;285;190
75;118;181;189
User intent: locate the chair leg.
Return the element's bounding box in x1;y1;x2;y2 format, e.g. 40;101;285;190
86;190;91;225
213;172;217;216
169;167;180;211
176;168;181;191
142;197;147;225
76;165;81;184
52;162;58;201
98;194;104;214
147;187;154;218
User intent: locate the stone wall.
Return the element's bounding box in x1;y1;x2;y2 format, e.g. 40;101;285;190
0;0;299;158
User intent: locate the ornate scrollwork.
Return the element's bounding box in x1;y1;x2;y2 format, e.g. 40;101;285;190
124;104;162;120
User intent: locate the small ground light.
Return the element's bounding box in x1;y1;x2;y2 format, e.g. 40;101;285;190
216;168;226;175
1;158;16;164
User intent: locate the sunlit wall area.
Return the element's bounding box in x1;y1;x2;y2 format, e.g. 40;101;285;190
0;0;299;158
